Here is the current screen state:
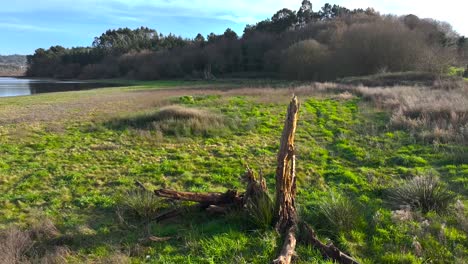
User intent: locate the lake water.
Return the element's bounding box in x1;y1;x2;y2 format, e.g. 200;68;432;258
0;77;117;98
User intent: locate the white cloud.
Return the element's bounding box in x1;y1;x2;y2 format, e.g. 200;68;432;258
0;22;62;32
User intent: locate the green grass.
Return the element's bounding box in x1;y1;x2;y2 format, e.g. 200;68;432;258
0;81;467;263
447;66;465;77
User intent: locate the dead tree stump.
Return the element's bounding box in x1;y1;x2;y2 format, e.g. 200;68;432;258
275;96;299;234
139;95;358;264
273;96;300;264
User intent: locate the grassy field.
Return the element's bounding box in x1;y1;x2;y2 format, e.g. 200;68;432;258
0;80;467;263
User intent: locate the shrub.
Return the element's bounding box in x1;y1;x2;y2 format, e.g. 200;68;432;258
280;39;330;81
387;175;455;214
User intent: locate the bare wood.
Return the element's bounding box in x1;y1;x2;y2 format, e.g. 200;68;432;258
206;205;229;214
139;236;172;243
273;226;297;264
303;224;360;264
148;236;172;242
154;189;242;206
273;96;300;264
275;96;300;234
243;168;268;203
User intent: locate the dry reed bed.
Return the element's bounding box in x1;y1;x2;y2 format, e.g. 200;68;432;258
354;84;468;143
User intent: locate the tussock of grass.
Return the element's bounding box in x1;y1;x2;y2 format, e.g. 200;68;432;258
118;189;166;221
244;190;275;230
107;105;227;137
387;175;455;214
313;191;360;236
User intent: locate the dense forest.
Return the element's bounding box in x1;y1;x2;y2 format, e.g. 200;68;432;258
26;1;468;80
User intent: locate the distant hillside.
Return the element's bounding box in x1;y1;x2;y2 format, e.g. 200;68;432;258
0;54;27;76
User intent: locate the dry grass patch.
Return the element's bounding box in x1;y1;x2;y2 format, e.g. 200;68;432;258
0;217;68;264
354;84;468;143
0;227;34;264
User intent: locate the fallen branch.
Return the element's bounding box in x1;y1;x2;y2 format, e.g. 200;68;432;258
139;236;172;243
273;226;297;264
154;189;242;206
303;223;360;264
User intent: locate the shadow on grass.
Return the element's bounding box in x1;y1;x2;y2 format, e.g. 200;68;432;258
46;205;278;262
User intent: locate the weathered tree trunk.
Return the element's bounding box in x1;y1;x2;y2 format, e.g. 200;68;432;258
275;96;299;234
273;96;300;264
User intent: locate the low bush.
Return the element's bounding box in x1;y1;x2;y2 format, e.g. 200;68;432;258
387;175;455;214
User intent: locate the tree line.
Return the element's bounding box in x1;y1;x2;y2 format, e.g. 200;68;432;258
26;1;468;80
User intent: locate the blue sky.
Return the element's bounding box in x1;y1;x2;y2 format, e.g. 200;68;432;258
0;0;466;55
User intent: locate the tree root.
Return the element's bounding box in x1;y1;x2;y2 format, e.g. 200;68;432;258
302;223;360;264
273;225;297;264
